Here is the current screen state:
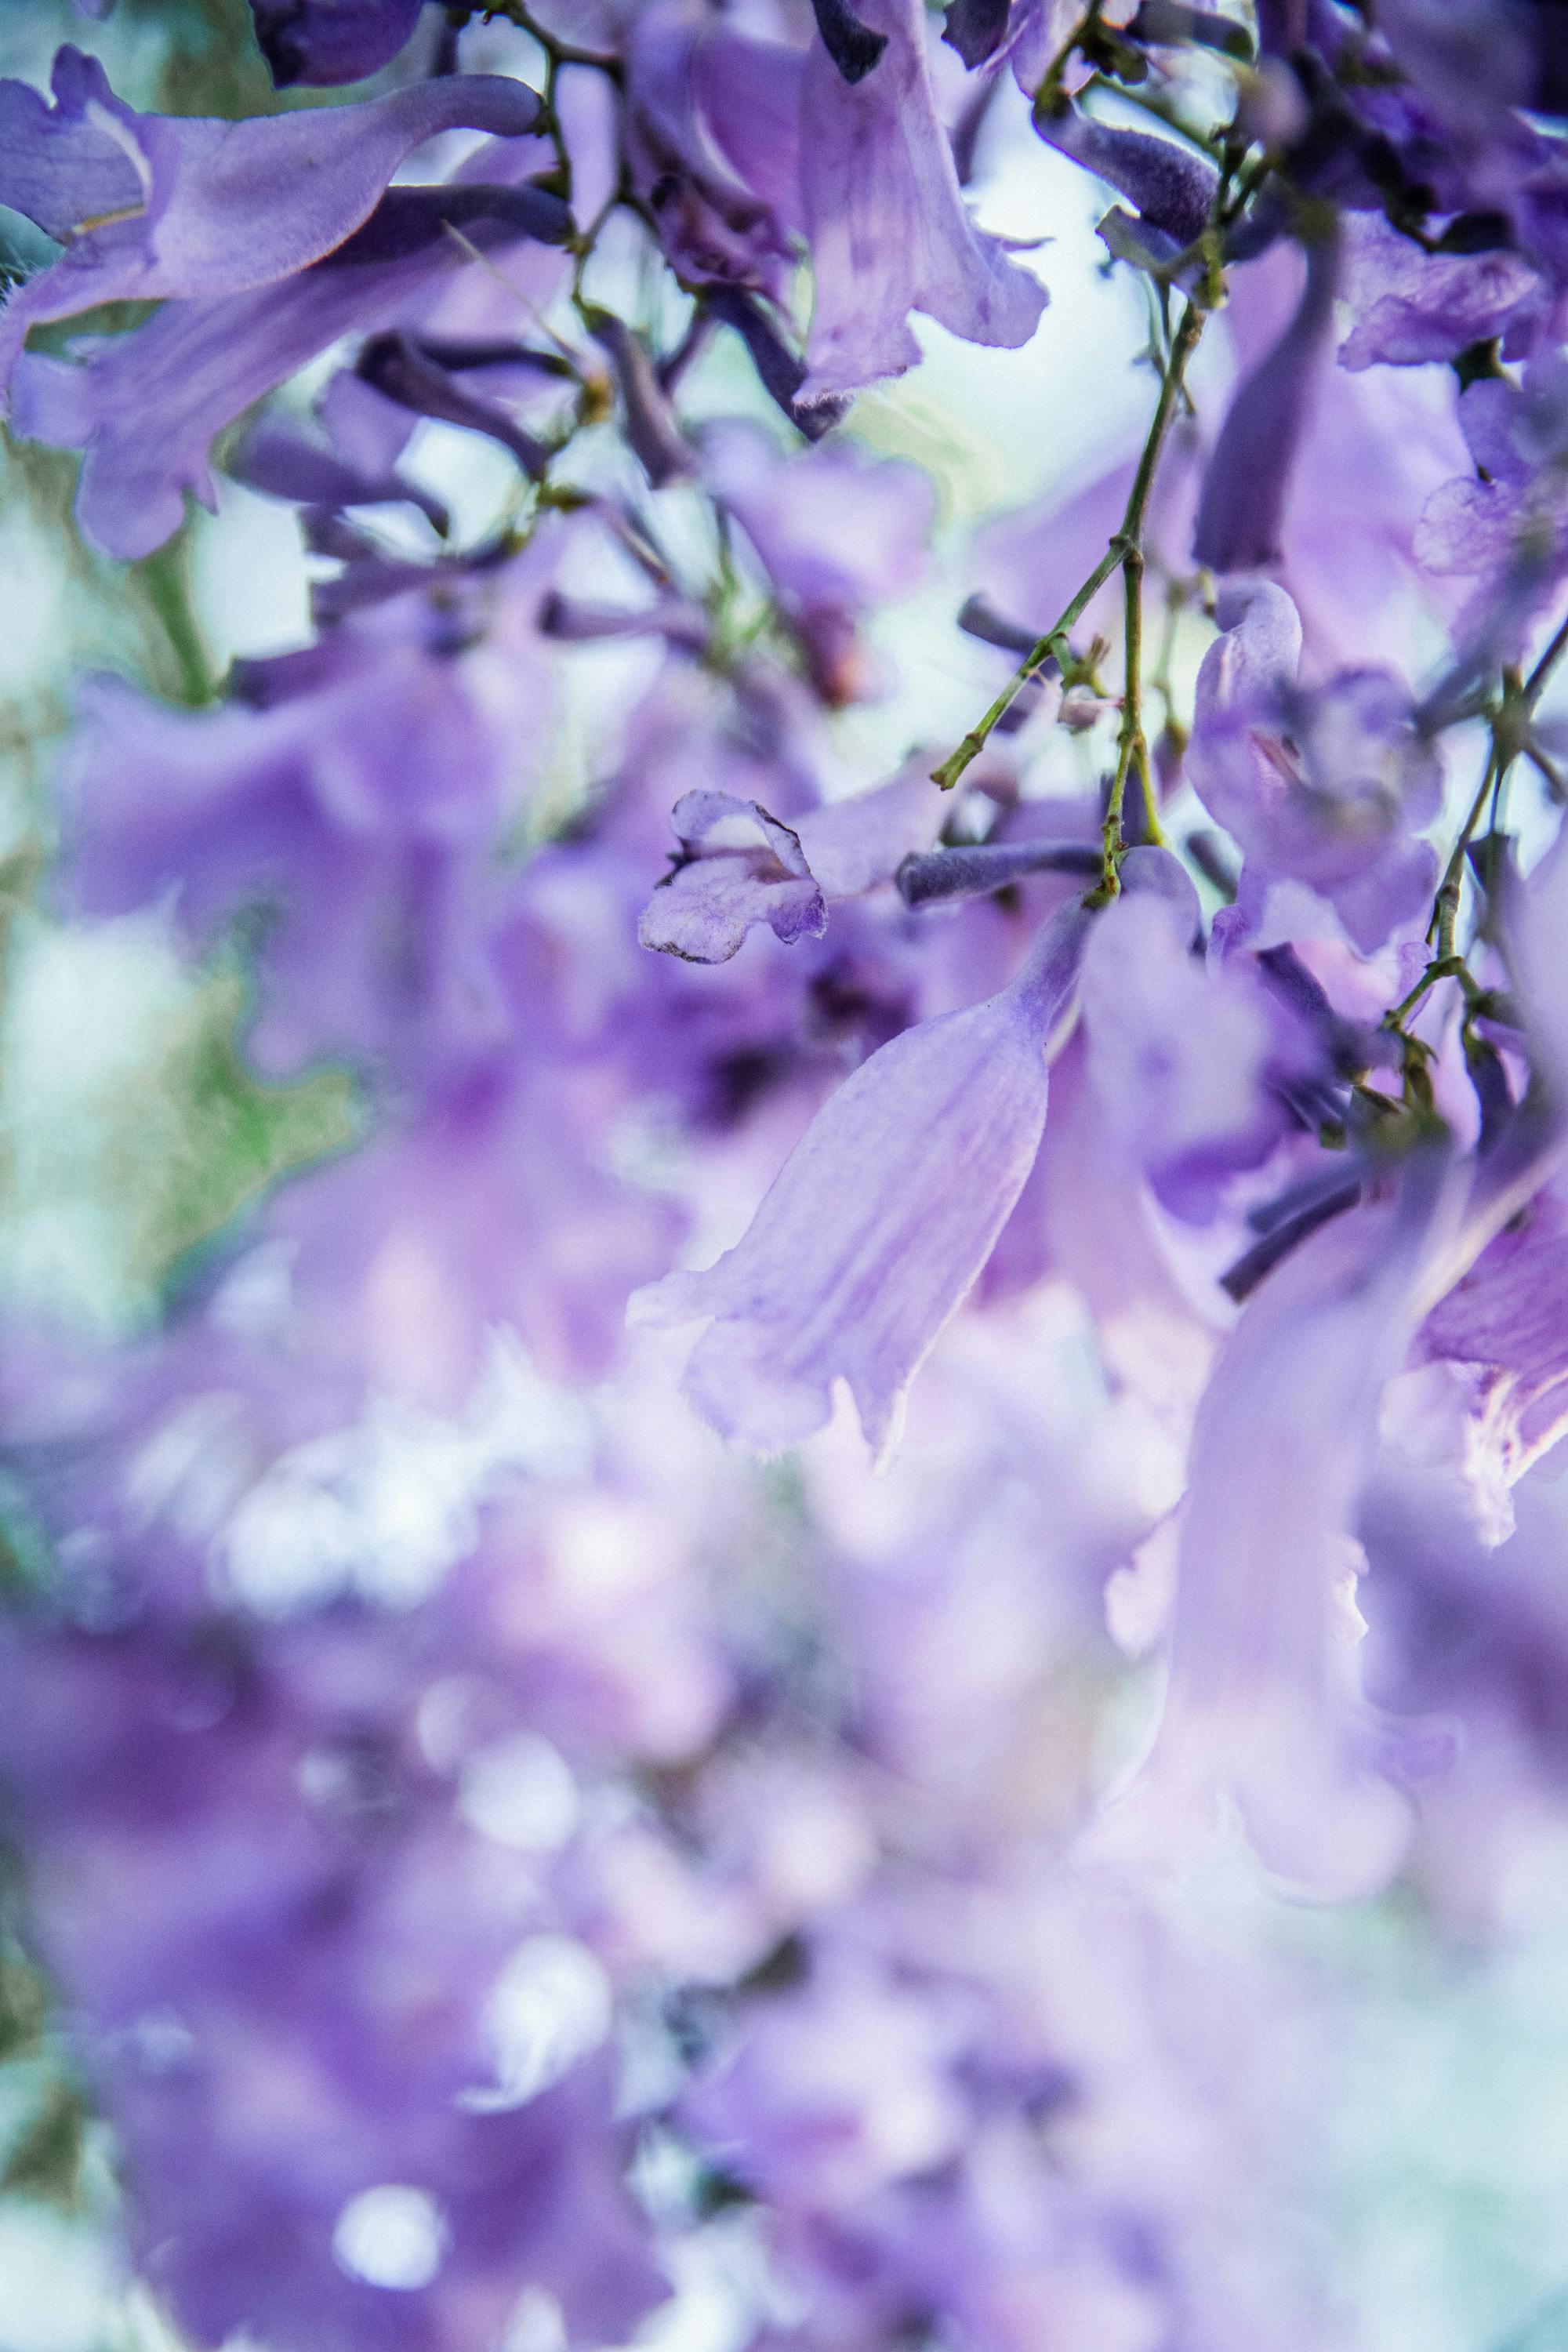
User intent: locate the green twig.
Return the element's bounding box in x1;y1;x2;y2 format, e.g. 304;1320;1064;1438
932;297;1206;799
1525;609;1568;707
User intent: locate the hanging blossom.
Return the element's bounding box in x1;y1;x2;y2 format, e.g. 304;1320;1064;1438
13;4;1568;2347
1090;1152;1461;1900
633;895;1092;1462
1185;580;1443;953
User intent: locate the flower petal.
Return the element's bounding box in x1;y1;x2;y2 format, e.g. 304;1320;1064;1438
637;792;827;964
799;0;1047;405
631;900;1091;1460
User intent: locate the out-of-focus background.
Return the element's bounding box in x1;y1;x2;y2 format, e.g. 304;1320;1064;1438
5;6;1568;2351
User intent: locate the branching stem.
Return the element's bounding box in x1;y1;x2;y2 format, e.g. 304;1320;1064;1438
931;296;1207;873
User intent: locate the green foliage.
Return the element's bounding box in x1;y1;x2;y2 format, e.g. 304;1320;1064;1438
0;0;274;117
109;973;357;1301
2;2079;89;2211
0;1949;49;2068
0;434;213;794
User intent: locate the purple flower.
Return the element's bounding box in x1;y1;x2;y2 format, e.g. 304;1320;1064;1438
17;5;1568;2332
1193;235;1339;576
1375;0;1568;125
1414;355;1568;662
60;633;520;1078
630;899;1091;1461
1078;888;1303;1222
1093;1157;1456;1898
12;175;571;558
0;51;542;389
638;764;946;965
0;1613;662;2352
249;0;430;87
267;1045;684;1406
1339;211;1548;372
1185;581;1443;952
702;421;935;704
798;0;1047;405
623;6;804;305
1211;243;1474;673
1417;1177;1568;1523
683;1955;967;2207
638;791;829;966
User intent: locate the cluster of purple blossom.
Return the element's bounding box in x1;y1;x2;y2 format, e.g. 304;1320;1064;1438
8;0;1568;2344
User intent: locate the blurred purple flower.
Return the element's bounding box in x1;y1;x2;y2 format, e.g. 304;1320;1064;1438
1414;354;1568;662
623;6;804;304
1186;580;1442;951
249;0;430;86
1339;211;1549;371
1193;235;1339;577
1094;1156;1457;1897
62;655;514;1078
0;1613;661;2352
702;421;936;704
11;173;571;558
1079;888;1305;1222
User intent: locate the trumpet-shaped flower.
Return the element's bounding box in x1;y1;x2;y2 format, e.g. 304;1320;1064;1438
631;900;1091;1461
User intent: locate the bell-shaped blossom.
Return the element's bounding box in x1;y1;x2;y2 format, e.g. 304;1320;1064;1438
1185;580;1442;952
1363;1447;1568;1921
993;241;1454;687
0;49;542;390
12;177;571;558
249;0;430;86
1339;210;1548;372
1193;235;1339;575
1415;354;1568;661
1093;1155;1457;1898
1213;241;1473;671
622;5;804;306
1037;106;1219;260
630;899;1091;1462
798;0;1047;405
